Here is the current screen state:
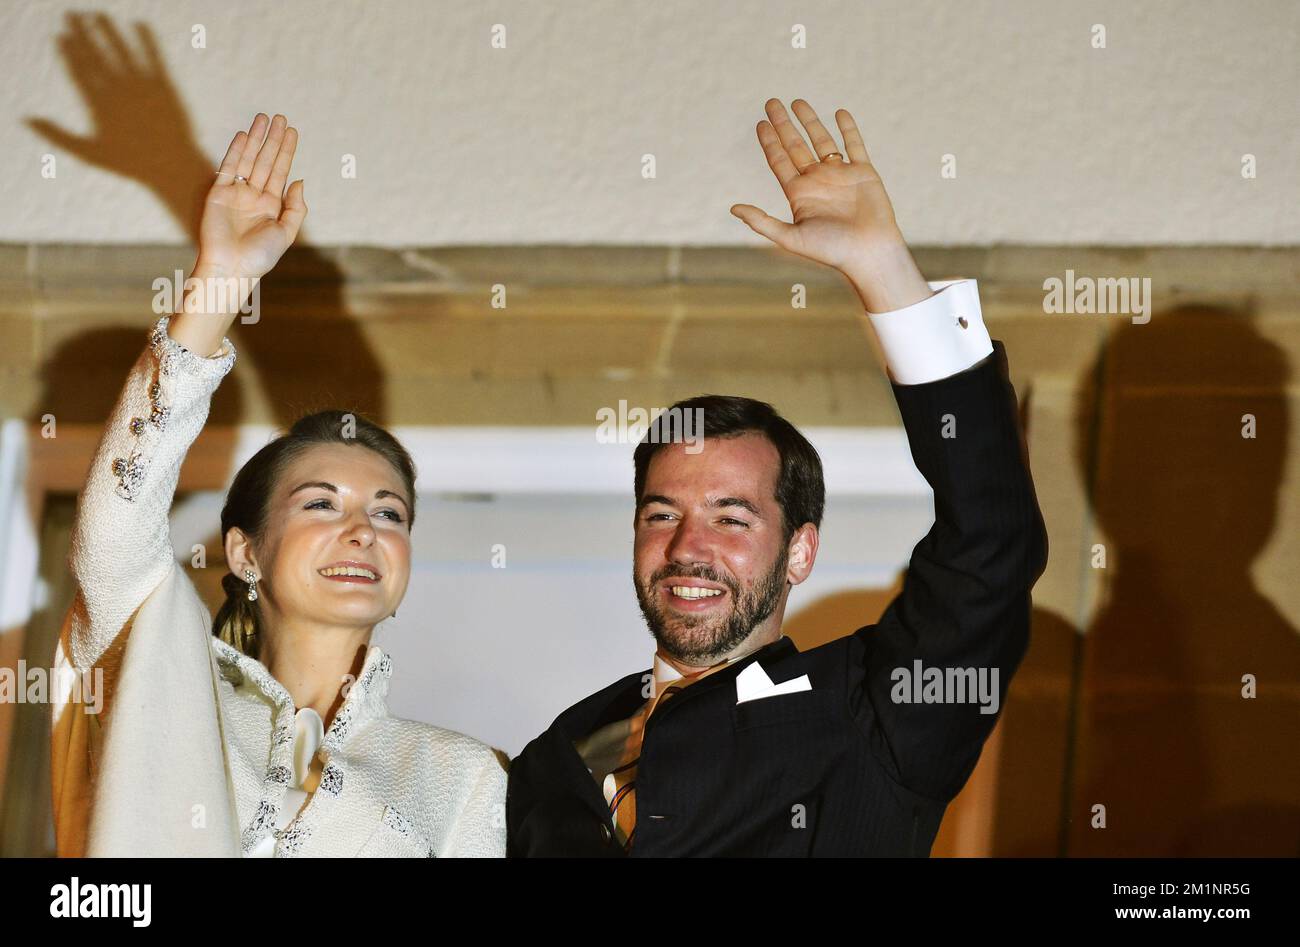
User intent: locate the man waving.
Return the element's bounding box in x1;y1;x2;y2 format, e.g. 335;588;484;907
507;99;1048;856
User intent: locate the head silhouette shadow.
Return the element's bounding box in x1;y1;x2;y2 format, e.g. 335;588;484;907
779;305;1299;856
996;303;1300;856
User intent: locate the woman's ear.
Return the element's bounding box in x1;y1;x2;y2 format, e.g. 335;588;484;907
224;526;257;578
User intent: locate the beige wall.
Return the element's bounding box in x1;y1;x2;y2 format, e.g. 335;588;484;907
2;0;1298;246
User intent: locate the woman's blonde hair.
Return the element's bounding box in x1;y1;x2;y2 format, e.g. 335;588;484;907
211;409;417;660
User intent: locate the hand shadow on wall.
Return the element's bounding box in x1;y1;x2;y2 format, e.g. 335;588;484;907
26;11;388;433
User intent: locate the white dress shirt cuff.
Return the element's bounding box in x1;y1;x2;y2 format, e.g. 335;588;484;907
863;278;993;385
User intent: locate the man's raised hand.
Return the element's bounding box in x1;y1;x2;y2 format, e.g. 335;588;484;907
730;99;930;312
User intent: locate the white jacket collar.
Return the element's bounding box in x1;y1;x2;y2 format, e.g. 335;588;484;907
211;637;393;751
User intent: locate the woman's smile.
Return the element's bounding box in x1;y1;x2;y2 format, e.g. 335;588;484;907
317;560;382;583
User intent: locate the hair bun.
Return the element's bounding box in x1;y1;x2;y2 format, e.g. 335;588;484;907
221;571;244;597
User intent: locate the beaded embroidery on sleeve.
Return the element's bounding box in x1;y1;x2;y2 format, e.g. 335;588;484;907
110;316;236;501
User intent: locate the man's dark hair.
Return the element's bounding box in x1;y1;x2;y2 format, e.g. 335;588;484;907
632;394;825;541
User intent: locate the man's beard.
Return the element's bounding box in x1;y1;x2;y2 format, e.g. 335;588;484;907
634;547;788;665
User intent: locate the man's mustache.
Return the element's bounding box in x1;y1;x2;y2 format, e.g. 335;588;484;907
646;565;739;596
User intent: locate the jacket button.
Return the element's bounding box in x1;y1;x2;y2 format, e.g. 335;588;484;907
598;822;611;843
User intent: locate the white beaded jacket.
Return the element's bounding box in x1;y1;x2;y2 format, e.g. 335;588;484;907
50;316;507;857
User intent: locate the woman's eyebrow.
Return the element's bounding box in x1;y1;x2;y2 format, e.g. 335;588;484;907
375;489;411;513
289;481;337;497
289;482;411;513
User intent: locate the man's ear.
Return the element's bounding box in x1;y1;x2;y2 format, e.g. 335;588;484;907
785;523;819;586
224;527;258;578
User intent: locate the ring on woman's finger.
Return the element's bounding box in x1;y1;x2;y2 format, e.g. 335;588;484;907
798;152;845;172
214;171;249;183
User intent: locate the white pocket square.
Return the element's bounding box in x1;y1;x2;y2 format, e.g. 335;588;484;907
735;661;812;704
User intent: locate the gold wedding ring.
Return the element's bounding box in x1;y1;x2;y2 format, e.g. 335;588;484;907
799;151;845;171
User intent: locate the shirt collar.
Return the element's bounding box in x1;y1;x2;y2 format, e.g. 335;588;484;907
651;635;787;699
650;652;684;698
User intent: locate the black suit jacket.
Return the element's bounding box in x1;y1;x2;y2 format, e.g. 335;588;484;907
507;341;1048;856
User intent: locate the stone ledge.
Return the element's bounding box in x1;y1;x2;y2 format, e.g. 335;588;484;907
3;243;1296;292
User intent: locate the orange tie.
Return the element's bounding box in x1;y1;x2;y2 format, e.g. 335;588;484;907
605;660;732;851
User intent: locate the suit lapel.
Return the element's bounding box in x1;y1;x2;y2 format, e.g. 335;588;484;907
547;636;800;829
549;671;648;826
754;635;798;679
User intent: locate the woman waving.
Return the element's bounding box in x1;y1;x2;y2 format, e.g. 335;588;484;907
51;113;505;857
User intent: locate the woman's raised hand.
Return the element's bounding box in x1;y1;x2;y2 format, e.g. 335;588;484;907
198;113;306;281
169;113;306;356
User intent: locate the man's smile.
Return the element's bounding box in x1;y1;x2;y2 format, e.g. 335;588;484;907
659;578;730;612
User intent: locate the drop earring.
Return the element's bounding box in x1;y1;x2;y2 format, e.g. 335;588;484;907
245;568;259;602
